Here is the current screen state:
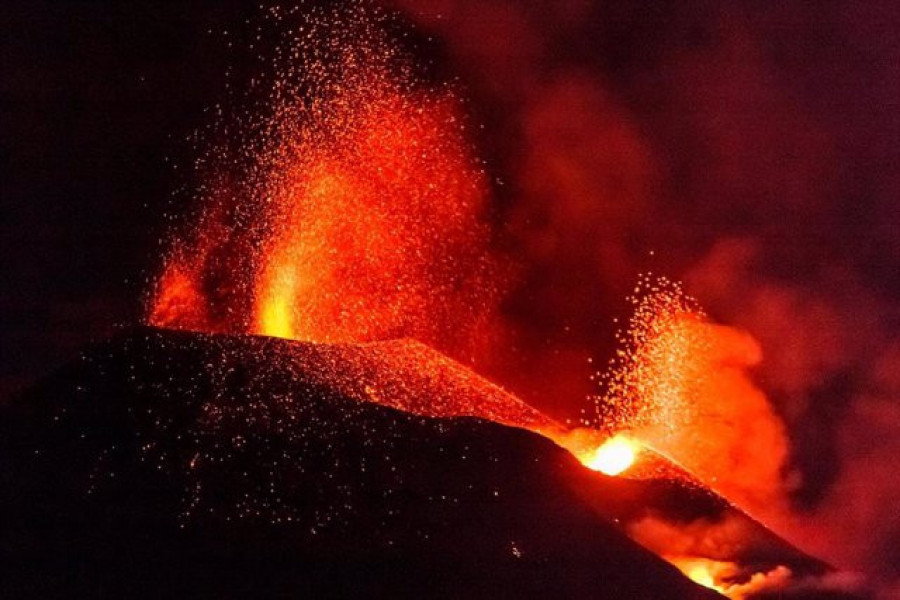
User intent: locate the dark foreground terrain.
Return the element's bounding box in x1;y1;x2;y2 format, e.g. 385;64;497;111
0;327;855;598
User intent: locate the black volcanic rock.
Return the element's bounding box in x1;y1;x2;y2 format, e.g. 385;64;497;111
0;327;721;599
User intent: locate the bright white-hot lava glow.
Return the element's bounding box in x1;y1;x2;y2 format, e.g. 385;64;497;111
583;435;639;476
685;561;717;590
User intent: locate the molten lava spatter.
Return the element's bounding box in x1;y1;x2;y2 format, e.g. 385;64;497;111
591;277;789;516
148;4;498;359
581;278;808;597
592;275;708;438
252;92;494;347
148;263;207;329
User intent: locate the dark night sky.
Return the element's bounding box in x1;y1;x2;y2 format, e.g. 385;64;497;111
1;2;249;395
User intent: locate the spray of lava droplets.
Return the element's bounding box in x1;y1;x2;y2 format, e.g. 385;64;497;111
591;275;788;515
143;4;722;484
143;2;578;490
592;275;708;439
147;3;500;361
588;277;799;596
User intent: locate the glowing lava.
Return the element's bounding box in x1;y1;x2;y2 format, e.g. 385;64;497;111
250;92;494;347
666;557;795;600
148;4;499;360
583;435;639;476
145;7;783;515
592;277;790;517
682;559;719;591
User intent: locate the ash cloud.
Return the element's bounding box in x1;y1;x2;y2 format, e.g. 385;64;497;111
393;0;900;587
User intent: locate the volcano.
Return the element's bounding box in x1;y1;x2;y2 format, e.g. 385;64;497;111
0;327;862;599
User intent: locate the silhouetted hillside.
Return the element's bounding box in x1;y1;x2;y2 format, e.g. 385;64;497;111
1;327;721;599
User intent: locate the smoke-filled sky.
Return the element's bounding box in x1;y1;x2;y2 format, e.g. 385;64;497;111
381;1;900;584
2;0;899;589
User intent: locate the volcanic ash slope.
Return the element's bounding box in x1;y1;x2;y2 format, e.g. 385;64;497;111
0;327;721;599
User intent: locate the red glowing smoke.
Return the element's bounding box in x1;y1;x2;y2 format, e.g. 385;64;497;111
395;0;900;589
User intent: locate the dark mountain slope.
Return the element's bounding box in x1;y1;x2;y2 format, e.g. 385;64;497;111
1;326;721;599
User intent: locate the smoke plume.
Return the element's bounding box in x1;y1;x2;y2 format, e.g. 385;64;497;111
392;0;900;588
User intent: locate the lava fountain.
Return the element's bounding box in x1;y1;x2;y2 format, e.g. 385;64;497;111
148;3;499;360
